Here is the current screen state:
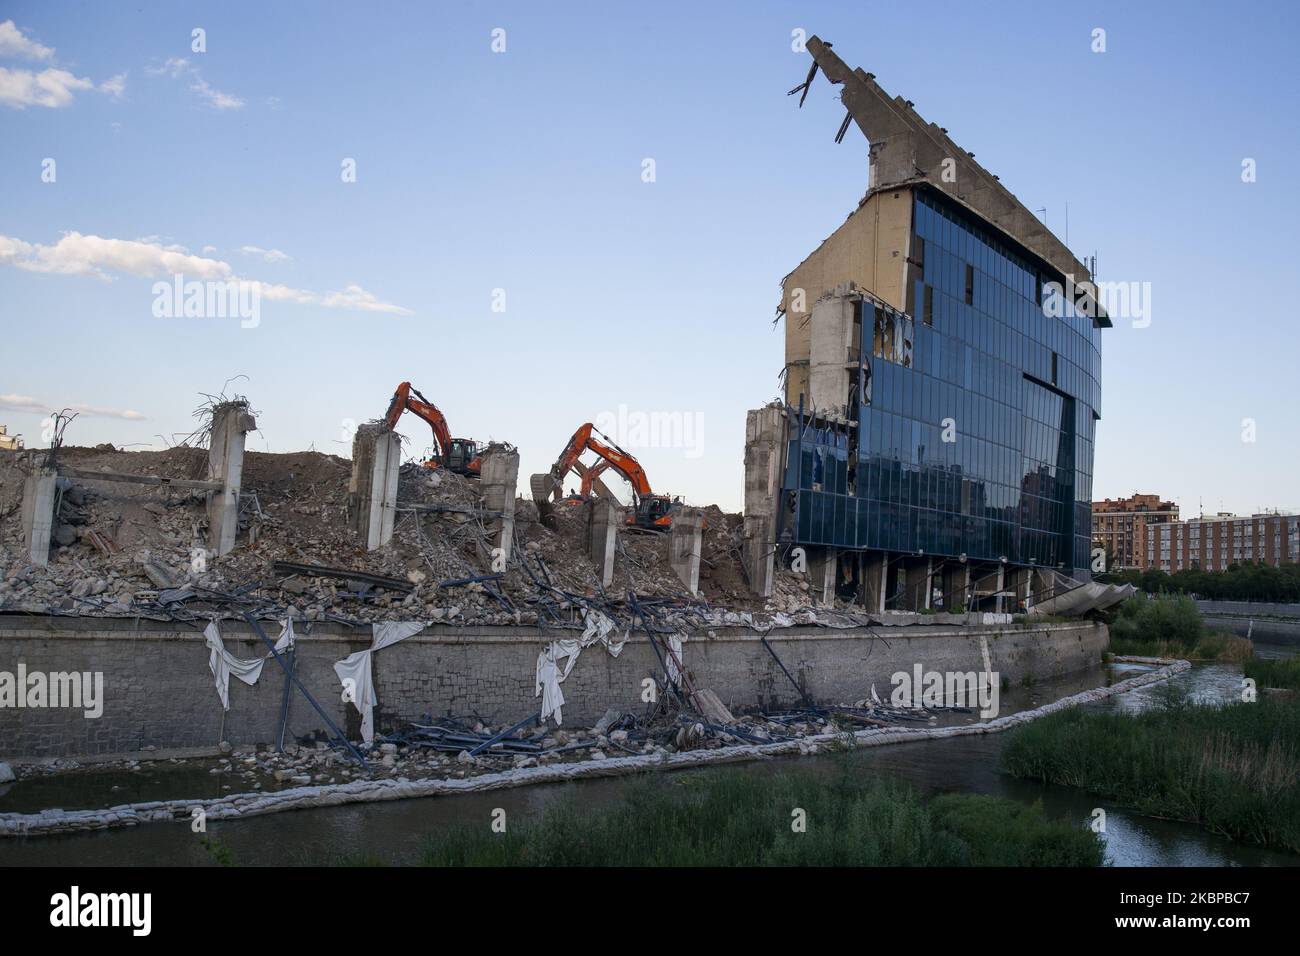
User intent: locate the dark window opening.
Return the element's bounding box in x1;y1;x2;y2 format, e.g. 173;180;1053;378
1051;351;1059;386
964;264;974;305
923;284;934;326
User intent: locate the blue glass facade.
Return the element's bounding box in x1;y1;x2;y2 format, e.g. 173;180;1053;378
784;188;1103;571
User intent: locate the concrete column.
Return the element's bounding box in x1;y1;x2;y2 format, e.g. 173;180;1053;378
924;557;934;610
348;424;401;551
585;498;620;587
1006;567;1031;612
861;552;887;614
995;563;1006;614
478;444;519;565
1028;568;1055;609
20;467;57;567
206;402;257;557
809;548;838;604
941;562;970;611
742;515;775;599
669;507;705;595
901;557;928;611
742;405;785;598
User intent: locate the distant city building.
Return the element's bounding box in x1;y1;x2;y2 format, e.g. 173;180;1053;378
0;425;23;452
1092;494;1178;570
1145;512;1299;572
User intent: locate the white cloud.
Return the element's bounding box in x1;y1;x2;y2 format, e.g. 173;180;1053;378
147;56;243;110
240;245;290;263
0;393;145;421
144;57;189;79
0;65;94;109
319;284;413;315
99;72;126;98
1;231;412;316
0;20;54;61
190;75;243;110
0;23;127;109
3;232;232;280
201;245;217;254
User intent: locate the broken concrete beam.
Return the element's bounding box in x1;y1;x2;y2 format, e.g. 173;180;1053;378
347;424;401;551
206;401;257;557
140;558;180;590
585;498;620;588
478;444;519;565
20;467;58;567
669;507;705;595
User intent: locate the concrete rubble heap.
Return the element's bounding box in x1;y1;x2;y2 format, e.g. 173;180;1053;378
1;434;850;629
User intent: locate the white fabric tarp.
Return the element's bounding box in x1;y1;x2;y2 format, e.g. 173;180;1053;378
205;619;298;711
333;620;425;744
205;621;267;711
533;610;629;726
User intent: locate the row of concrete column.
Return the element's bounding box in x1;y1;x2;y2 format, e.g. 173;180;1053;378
346;425;519;564
800;547;1057;613
21;402;256;568
584;498;705;595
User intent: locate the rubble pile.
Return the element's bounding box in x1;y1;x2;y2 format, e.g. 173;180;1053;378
0;445;846;626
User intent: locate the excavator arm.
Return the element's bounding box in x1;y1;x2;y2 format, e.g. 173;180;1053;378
531;422;680;530
383;381;480;475
541;423;653;503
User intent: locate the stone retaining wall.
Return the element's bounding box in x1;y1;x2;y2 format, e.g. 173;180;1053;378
0;615;1107;761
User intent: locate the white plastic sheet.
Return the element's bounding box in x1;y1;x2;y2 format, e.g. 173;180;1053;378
533;610;628;726
204;618;298;711
333;621;424;743
205;621;267;711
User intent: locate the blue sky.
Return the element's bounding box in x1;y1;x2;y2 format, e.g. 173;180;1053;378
2;0;1297;516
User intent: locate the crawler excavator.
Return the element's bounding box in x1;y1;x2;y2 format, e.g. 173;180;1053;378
384;381;481;476
530;422;680;530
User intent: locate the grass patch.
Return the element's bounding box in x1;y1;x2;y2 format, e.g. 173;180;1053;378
1245;656;1300;691
1109;632;1253;662
1109;592;1206;647
417;762;1102;866
1002;694;1300;852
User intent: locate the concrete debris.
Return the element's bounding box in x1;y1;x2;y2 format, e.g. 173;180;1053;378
1;443;874;628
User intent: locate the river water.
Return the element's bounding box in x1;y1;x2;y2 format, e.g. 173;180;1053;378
1;646;1296;867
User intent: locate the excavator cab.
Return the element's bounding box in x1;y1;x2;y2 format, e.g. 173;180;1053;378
631;494;675;530
441;438;479;475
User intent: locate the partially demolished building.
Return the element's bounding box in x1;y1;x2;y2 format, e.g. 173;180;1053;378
744;37;1110;613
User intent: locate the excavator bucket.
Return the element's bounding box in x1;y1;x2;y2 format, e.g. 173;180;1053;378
529;473;554;504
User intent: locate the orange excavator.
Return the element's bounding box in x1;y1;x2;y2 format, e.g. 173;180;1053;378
531;422;679;530
384;381;481;476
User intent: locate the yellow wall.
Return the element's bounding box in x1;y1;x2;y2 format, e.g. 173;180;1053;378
780;187;914;405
